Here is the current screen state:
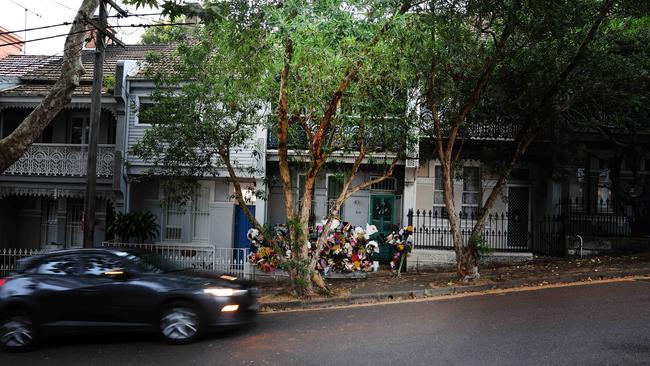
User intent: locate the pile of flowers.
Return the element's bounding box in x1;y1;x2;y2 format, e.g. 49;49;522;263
314;221;381;275
247;221;382;274
386;225;414;272
246;225;290;273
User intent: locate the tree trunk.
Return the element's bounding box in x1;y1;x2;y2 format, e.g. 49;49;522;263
0;0;99;172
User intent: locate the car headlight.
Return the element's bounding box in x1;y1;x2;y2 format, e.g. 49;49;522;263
203;288;248;297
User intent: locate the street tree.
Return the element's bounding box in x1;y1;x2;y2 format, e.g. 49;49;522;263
129;0;416;297
408;0;620;280
0;0;99;172
556;15;650;234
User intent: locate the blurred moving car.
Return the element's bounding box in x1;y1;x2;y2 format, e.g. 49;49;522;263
0;248;258;351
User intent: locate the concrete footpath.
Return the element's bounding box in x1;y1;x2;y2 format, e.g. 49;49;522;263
257;254;650;311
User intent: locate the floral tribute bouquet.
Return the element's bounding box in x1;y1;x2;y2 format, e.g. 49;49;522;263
246;226;291;273
385;225;414;275
247;221;381;275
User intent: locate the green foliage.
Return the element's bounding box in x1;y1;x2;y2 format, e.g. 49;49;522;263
140;17;193;44
103;74;115;93
107;211;160;244
470;232;493;262
131;0;415;205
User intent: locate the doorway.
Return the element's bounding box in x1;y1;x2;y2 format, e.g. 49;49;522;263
233;205;255;265
370;195;396;234
507;186;530;247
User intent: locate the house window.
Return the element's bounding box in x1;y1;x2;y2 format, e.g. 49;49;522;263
191;186;210;242
597;165;612;213
135;96;155;125
326;175;344;218
462;167;480;218
41;198;58;246
69;115;90;144
164;200;184;241
370;177;396;191
568;167;586;212
297;174;315;225
65;199;84;247
433;166;448;218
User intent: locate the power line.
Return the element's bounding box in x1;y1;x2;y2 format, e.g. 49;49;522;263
7;0;42;18
0;21;201;49
108;12;165;18
110;22;201;29
0;29;88;48
0;13;168;37
42;0;77;12
0;22;76;37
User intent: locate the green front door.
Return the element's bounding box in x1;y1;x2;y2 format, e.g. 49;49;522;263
370;195;396;234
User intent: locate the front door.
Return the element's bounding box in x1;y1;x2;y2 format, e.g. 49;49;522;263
233;205;255;265
234;205;256;249
507;187;530;247
370;195;396;234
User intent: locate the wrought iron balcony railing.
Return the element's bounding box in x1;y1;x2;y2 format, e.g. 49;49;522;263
3;143;115;177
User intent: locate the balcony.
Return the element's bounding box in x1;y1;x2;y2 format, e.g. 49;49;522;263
3;144;115;177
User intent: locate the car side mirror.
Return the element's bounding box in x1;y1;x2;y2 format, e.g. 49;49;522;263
103;268;129;280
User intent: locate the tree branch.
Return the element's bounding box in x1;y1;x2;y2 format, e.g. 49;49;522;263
277;37;295;220
0;0;99;172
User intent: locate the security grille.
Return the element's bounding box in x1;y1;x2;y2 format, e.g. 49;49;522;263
370;176;396;191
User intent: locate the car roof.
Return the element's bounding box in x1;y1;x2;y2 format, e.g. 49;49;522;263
37;247;129;256
14;247;139;273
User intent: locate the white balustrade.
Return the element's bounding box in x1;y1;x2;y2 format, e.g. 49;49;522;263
3;144;115;177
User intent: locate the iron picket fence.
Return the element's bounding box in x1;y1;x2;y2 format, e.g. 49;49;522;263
407;209;532;252
0;248;46;277
102;242;252;279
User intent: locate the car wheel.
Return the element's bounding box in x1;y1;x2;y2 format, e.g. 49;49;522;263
159;302;203;344
1;312;37;352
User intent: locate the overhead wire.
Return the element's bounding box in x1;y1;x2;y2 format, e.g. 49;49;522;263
0;22;77;37
0;29;89;48
0;13;167;37
0;22;201;48
42;0;77;13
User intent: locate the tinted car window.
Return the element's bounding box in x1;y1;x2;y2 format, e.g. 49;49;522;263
81;254;123;276
37;256;78;276
123;251;184;273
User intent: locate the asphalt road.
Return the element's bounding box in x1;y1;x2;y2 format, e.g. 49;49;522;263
2;279;650;366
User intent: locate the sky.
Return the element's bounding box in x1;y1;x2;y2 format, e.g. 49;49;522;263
0;0;166;55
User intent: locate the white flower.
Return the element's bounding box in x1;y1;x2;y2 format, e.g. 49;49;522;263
365;224;378;236
246;228;259;241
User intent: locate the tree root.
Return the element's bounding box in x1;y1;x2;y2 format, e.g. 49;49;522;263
312;272;331;295
462;266;481;283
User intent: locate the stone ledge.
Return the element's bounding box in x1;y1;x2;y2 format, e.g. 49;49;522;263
407;249;533;270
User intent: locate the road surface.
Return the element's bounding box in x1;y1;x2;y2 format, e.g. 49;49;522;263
2;279;649;365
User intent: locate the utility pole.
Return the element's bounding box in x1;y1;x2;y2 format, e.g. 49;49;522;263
83;0;126;248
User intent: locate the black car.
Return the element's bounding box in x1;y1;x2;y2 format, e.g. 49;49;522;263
0;248;258;351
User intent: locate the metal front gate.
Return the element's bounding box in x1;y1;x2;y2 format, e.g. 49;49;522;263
507;186;530;248
370;195;396;234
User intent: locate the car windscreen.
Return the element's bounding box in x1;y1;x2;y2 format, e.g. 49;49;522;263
123;251;188;273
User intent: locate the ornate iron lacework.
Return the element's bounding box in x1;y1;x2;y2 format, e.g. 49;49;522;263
3;144;115;177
